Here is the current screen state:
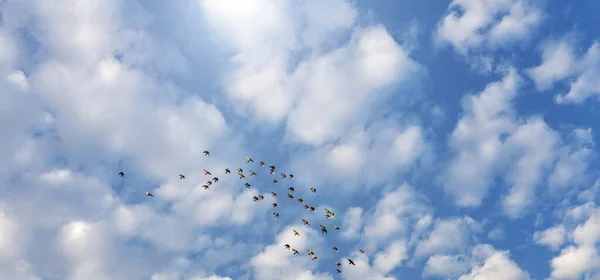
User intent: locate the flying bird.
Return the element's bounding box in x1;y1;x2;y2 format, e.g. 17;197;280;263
258;194;264;200
332;247;338;252
284;244;290;250
307;249;314;255
292;249;300;255
203;169;211;175
224;168;231;174
348;259;355;266
259;161;265;167
334;225;340;231
319;225;328;234
146;191;153;197
179;174;185;179
293;230;300;236
310;187;316;193
271;191;277;197
287;193;294;199
237;168;243;173
273;179;278;184
302;219;310;227
203;150;210;156
325;214;332;219
288;187;294;192
311;255;318;260
273;212;279;217
335;261;342;267
249;170;257;176
118;172;124;177
272;203;278;208
239;174;246;179
289;174;294;179
304;205;310;210
202;185;210;190
245;182;251;188
252;196;259;202
212;177;219;182
359;250;366;254
297;198;304;203
336;269;342;274
310;207;316;212
280;173;287;179
206;181;212;186
245;156;254;163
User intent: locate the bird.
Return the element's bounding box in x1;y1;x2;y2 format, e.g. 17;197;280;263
310;187;316;193
259;161;265;167
280;173;287;179
271;191;277;197
258;194;264;200
212;177;219;182
332;247;338;252
307;249;314;255
288;187;294;193
203;169;211;175
336;269;342;274
284;244;290;250
289;174;294;179
224;168;231;174
239;174;246;179
179;174;185;179
202;185;210;190
252;196;259;202
359;250;366;255
273;212;279;217
273;179;278;184
269;165;276;170
310;207;316;212
302;219;310;227
272;203;278;208
203;150;210;156
146;191;153;197
249;170;257;176
311;255;318;260
297;198;304;203
334;225;340;231
335;261;342;267
325;214;332;219
246;156;254;163
118;172;124;177
292;249;300;255
293;230;300;236
245;182;251;188
206;181;212;186
304;205;310;210
237;168;243;173
320;225;328;234
287;193;294;199
348;259;355;266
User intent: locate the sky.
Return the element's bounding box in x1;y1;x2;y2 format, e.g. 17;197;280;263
1;0;600;279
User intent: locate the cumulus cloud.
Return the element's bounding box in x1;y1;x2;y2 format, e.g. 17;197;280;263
527;36;600;104
533;225;567;251
435;0;544;55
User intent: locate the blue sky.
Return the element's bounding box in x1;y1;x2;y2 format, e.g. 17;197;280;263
1;0;600;279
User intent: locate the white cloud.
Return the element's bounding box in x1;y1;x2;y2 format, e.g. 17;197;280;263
458;244;531;280
548;128;595;191
423;254;469;278
487;226;505;241
527;36;600;104
435;0;544;55
533;225;566;251
414;216;479;258
363;183;431;251
341;207;363;241
550;246;600;280
373;240;408;275
250;225;331;280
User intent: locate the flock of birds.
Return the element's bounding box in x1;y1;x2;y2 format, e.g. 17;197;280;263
119;150;364;275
